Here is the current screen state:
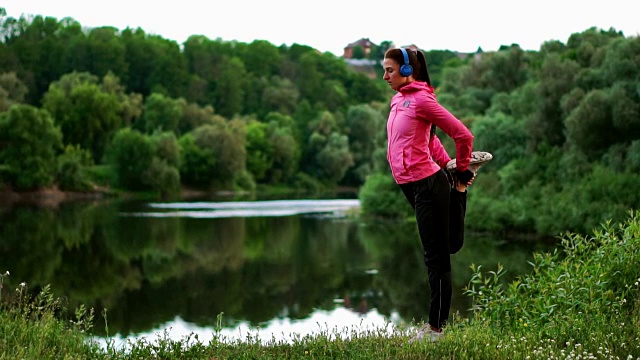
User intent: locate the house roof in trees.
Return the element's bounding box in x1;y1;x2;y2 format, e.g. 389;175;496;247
344;38;376;49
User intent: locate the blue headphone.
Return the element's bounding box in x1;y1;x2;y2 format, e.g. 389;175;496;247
399;48;413;77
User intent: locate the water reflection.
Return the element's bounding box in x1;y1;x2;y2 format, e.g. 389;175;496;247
0;198;550;347
133;199;361;218
104;308;395;347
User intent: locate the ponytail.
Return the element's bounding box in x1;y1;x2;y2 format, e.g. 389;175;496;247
416;50;437;138
416;50;432;86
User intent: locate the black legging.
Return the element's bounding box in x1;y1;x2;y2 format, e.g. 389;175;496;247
398;169;467;329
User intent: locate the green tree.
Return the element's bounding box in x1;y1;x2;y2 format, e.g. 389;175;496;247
423;49;462;88
610;81;640;141
0;104;62;190
0;71;28;111
178;100;216;135
144;157;181;197
348;71;387;105
343;104;386;185
150;131;181;168
245;119;273;182
626;140;640;172
261;76;300;115
265;114;300;184
296;52;324;105
526;54;580;149
241;39;282;77
2;15;68;104
321;79;348;111
602;36;640;84
214;57;247;118
182;36;234;104
565;89;614;157
179;119;246;189
482;45;529;93
107;128;154;190
316;132;354;184
566;27;623;67
135;92;183;134
471;113;527;168
178;132;216;188
68;26;127;80
42;71;123;162
300;110;338;175
121;29;187;98
57;144;94;191
101;71;144;127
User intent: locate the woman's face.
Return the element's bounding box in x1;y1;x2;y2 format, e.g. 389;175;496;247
382;57;411;91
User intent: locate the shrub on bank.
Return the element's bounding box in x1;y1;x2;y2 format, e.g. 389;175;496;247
358;173;413;220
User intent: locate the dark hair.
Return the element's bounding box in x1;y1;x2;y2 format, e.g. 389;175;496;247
415;50;432;86
384;47;432;86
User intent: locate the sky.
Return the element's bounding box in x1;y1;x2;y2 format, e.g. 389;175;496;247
3;0;640;56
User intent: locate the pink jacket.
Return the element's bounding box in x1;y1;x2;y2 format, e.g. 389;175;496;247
386;81;474;184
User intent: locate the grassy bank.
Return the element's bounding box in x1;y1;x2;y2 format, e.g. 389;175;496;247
1;211;639;359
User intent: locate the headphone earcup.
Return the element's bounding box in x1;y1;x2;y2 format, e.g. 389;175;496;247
400;64;413;77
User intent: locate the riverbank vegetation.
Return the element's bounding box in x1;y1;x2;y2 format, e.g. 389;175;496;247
1;211;638;359
2;8;638;238
0;6;398;202
359;28;640;238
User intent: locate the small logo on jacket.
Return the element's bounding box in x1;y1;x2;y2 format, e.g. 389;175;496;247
403;100;410;108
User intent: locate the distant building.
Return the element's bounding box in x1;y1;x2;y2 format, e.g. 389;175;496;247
342;38;379;79
343;38;376;59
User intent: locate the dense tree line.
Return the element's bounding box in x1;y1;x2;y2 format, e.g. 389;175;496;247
3;10;635;237
0;9;411;195
361;27;640;237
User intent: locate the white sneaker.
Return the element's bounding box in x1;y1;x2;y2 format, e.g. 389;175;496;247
446;151;493;175
408;325;444;343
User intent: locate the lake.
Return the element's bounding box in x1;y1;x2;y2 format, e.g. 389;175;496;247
0;195;551;348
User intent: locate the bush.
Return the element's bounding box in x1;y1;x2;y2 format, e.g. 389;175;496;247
107;128;154;191
84;165;116;188
464;210;640;354
290;172;326;194
233;170;256;192
358;173;413;219
143;158;181;197
0;105;62;190
57;145;94;192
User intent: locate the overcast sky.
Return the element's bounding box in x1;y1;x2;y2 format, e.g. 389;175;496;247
3;0;639;56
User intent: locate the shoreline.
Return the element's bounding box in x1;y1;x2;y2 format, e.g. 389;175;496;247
0;186;115;207
0;185;359;207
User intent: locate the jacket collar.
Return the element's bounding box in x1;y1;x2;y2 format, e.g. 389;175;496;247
398;81;435;94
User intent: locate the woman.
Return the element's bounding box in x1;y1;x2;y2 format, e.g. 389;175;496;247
382;47;475;341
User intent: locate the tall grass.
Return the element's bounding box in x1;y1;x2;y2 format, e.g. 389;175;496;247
1;211;639;359
0;284;103;359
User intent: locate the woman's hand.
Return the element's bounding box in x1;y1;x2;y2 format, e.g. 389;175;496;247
455;171;475;192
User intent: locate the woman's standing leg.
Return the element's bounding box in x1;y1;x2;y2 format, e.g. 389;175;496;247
401;170;453;330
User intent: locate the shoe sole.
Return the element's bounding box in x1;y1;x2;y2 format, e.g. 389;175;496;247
446;151;493;174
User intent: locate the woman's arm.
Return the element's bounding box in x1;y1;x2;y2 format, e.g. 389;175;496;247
418;94;474;172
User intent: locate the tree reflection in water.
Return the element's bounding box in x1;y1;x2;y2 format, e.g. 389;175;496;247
0;198;549;344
